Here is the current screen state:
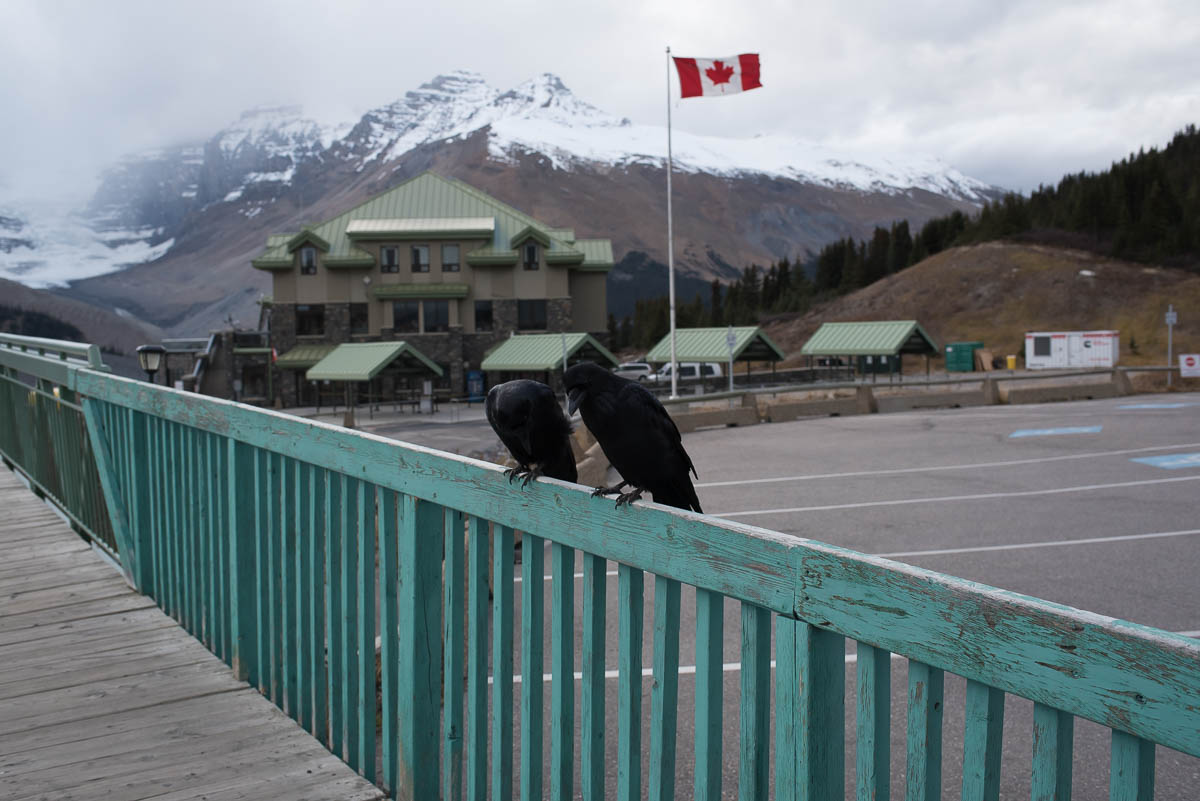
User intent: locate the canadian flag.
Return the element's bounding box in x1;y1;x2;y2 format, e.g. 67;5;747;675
673;54;762;98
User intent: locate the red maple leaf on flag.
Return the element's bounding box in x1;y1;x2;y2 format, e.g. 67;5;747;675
705;60;735;85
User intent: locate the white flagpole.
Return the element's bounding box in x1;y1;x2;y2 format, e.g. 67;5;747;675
666;45;678;399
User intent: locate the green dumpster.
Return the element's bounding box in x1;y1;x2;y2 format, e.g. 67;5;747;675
945;341;984;372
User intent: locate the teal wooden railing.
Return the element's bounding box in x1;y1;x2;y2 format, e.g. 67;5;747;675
2;337;1197;801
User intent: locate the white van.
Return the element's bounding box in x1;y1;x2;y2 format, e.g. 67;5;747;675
648;362;723;382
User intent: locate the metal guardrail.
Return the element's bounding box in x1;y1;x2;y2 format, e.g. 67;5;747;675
1;336;1196;801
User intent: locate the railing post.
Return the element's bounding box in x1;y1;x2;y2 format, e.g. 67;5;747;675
78;396;138;589
227;439;258;685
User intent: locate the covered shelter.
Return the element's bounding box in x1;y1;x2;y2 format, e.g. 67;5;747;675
276;343;337;406
645;326;786;386
481;333;618;391
800;320;939;381
306;342;443;425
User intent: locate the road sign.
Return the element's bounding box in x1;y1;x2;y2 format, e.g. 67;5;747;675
1166;309;1178;326
1182;354;1200;378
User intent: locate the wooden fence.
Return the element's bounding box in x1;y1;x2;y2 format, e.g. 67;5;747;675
1;335;1197;801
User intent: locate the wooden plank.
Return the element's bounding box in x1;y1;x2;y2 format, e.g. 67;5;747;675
0;593;156;637
695;588;724;801
282;456;298;719
0;660;245;734
311;467;329;746
355;480;376;781
550;542;575;801
1;576;134;617
227;439;257;686
466;516;489;801
443;507;465;801
521;532;545;801
492;524;515;801
325;471;345;756
649;575;681;801
0;619;181;666
1110;731;1155;801
295;461;314;733
961;680;1004;801
0;629;191;689
340;475;360;766
617;563;643;801
0;562;121;595
398;495;443;801
1032;703;1073;801
796;548;1200;757
581;552;607;801
380;489;400;793
799;622;845;801
855;643;891;801
738;603;771;801
905;661;944;801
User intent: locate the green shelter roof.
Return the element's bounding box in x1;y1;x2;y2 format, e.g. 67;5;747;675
800;321;940;357
645;326;786;363
252;172;613;274
275;343;337;369
306;342;443;382
480;333;618;372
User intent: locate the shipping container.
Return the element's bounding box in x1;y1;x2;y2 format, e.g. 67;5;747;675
1024;330;1119;368
945;341;984;372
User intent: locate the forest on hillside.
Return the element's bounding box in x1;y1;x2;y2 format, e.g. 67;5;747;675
610;125;1200;353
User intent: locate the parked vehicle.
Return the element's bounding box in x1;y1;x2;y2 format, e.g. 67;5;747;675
647;362;724;382
612;361;654;381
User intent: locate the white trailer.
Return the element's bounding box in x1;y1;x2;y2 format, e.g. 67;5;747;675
1024;330;1120;369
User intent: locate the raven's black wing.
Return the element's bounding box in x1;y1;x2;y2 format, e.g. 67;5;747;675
612;382;702;513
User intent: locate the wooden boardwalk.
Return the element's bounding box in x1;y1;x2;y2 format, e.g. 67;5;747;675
0;467;385;801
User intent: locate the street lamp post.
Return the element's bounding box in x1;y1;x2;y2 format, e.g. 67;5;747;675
136;344;166;384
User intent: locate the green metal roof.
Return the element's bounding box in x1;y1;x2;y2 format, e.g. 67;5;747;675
645;326;786;363
800;321;940;356
252;172;613;274
369;282;470;299
276;343;337;369
306;342;443;382
481;333;619;372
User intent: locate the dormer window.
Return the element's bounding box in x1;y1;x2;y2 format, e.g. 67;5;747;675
411;245;430;273
299;247;317;275
381;246;399;273
523;243;539;270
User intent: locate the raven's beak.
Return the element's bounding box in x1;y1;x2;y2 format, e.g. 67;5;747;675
567;387;585;416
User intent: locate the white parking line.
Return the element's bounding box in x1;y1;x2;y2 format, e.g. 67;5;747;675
712;475;1200;518
875;528;1200;558
694;442;1200;489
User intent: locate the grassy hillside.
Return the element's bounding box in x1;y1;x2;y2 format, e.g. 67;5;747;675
763;242;1200;368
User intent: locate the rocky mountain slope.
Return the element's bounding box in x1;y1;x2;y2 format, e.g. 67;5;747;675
762;241;1200;366
5;71;1001;335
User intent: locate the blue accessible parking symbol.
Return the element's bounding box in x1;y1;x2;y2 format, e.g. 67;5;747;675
1009;426;1102;438
1131;453;1200;469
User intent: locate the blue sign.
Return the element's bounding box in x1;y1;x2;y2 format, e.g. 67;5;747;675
466;370;485;401
1131;453;1200;469
1009;426;1102;438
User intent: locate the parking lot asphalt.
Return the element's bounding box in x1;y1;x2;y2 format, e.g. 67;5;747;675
371;389;1200;798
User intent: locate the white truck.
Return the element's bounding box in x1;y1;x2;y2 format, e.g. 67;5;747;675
1024;330;1120;369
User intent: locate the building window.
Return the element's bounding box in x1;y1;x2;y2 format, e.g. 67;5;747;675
1034;336;1051;357
380;246;399;273
474;300;493;332
442;243;460;272
300;247;318;275
393;301;419;334
424;300;449;333
523;243;539;270
296;304;325;335
350;303;369;334
411;245;430;273
518;299;547;331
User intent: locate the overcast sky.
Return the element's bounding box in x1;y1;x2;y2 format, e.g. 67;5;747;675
2;0;1197;201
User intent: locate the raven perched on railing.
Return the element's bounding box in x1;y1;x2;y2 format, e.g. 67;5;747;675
486;379;578;486
563;361;702;513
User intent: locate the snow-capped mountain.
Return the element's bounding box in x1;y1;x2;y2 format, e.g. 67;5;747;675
6;70;1002;333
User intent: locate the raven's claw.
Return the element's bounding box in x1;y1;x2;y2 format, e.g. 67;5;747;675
521;467;542;488
614;488;645;508
504;466;530;484
591;481;628;498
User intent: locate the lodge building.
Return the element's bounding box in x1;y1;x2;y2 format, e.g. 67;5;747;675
250;172;613;405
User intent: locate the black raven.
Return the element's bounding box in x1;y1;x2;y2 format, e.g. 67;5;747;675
486;379;578;486
563;361;702;513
